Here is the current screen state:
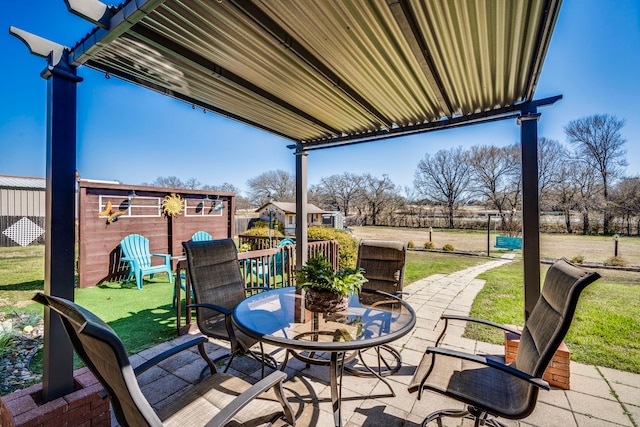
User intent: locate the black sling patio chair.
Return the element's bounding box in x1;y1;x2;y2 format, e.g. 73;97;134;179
33;292;295;427
183;239;277;377
408;258;600;427
344;239;408;384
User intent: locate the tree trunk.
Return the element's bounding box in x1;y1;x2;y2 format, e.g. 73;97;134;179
564;209;573;234
582;212;590;235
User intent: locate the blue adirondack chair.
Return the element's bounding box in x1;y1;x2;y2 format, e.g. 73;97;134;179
253;238;295;287
120;234;172;290
173;231;213;306
191;230;213;242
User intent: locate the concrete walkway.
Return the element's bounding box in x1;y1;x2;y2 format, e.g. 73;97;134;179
129;256;639;427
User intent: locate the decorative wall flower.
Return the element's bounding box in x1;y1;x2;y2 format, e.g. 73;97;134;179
162;194;184;217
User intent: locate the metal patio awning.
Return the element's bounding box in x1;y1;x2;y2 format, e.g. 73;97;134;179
22;0;560;149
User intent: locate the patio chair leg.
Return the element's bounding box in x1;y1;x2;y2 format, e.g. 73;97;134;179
196;342;216;376
199;351;236;380
247;346;278;378
422;406;507;427
422;408;469;427
222;352;237;373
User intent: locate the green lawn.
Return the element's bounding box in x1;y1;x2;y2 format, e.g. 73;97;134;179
0;246;44;314
465;261;640;374
1;242;638;389
405;250;485;284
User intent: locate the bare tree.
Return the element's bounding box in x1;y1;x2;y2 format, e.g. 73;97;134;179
358;174;397;226
307;184;330;209
469;144;521;230
548;159;581;234
538;138;566;210
414;147;471;229
611;176;640;235
574;162;603;234
246;170;295;206
144;176;187;188
202;182;250;209
564;114;627;234
314;173;364;216
201;182;241;193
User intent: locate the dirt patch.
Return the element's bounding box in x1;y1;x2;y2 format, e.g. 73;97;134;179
349;226;640;266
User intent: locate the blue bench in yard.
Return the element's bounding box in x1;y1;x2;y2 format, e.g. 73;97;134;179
495;236;522;250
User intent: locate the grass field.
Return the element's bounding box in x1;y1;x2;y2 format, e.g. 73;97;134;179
350;226;640;266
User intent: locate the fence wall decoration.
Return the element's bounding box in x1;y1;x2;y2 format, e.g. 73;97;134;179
78;180;235;288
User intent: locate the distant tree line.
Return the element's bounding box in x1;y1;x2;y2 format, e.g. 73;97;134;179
144;114;636;236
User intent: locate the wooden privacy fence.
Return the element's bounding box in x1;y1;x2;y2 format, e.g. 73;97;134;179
237;238;339;287
175;238;339;334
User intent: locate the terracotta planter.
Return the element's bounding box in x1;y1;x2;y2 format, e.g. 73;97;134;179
304;289;349;313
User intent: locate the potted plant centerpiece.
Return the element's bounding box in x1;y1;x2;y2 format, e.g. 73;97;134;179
295;255;367;313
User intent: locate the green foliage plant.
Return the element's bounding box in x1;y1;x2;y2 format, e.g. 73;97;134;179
294;255;367;296
407;240;415;248
307;226;358;269
252;219;284;234
442;243;455;251
243;227;284;238
424;241;435;250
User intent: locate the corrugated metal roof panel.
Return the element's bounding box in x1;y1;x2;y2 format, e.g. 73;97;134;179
64;0;560;147
0;176;46;189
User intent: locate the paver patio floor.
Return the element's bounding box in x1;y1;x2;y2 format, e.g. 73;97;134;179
125;256;639;427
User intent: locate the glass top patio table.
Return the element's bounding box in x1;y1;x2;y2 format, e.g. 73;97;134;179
233;286;416;427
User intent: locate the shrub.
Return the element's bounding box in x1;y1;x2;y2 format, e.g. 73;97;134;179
242;227;285;249
308;226;358;269
242;227;284;238
570;255;585;264
423;241;435;250
604;256;627;267
442;243;454;252
407;240;415;249
252;219;284;234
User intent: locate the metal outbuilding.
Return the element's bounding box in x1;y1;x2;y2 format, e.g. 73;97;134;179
0;175;46;247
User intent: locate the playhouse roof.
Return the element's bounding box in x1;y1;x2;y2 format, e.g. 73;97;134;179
256;201;327;215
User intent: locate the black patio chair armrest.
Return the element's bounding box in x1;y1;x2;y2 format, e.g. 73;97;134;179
427;346;550;390
188;302;232;316
205;371;295;426
440;314;521;336
134;336;209;376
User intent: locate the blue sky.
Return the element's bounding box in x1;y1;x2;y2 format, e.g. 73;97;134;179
1;1;638;196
